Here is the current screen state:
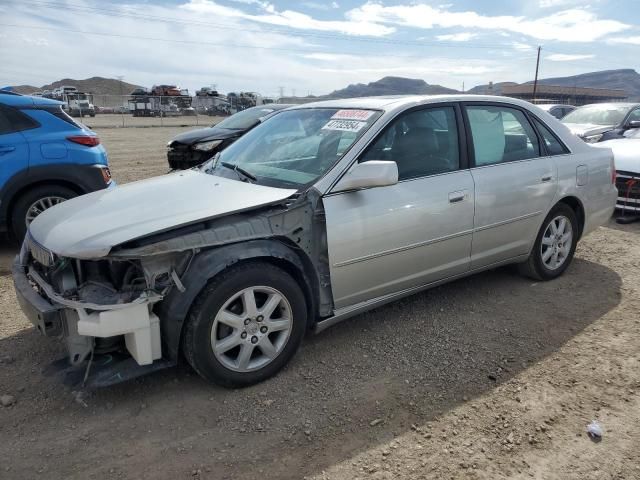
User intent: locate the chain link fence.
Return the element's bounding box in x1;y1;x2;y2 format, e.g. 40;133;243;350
63;94;237;128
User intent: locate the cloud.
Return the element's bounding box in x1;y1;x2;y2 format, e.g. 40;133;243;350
539;0;582;7
607;36;640;45
20;36;49;46
301;52;355;61
345;3;630;42
435;32;477;42
0;0;635;98
546;53;595;61
181;0;393;36
512;42;534;50
301;1;340;10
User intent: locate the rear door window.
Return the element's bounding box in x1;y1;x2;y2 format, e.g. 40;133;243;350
0;105;39;134
533;118;570;156
465;105;541;166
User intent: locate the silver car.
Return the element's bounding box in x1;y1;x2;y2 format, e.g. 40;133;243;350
13;95;617;387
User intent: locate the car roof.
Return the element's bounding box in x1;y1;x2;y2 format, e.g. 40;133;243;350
0;91;64;107
538;104;574;110
576;102;640;109
287;94;548;111
266;103;292;110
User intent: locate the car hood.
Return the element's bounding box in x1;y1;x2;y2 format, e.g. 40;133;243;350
563;123;613;137
28;170;297;259
593;138;640;174
170;127;241;146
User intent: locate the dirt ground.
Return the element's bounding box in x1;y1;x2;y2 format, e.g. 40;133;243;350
0;126;639;480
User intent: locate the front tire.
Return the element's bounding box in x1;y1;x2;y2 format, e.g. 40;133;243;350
11;185;77;241
519;203;578;281
182;262;307;387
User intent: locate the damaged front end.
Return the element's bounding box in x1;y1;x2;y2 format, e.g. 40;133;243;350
13;188;333;387
13;235;192;386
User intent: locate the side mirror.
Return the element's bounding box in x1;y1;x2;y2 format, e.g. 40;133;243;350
627;120;640;129
333;160;398;193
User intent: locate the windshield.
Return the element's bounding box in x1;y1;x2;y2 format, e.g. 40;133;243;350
208;108;381;188
562;104;629;126
213;106;280;130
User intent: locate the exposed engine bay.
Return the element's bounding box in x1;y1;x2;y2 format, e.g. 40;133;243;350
23;237;192;368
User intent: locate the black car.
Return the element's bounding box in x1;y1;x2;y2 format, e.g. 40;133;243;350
537;104;576;120
562;103;640;143
167;104;292;170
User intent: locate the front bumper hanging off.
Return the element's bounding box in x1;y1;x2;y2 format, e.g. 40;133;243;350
12;257;174;387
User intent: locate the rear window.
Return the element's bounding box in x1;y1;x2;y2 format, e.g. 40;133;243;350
41;105;82;128
533;118;570;156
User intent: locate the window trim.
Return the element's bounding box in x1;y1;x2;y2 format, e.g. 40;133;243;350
461;101;545;168
0;105;40;135
356;102;468;183
527;113;572;157
623;106;640;126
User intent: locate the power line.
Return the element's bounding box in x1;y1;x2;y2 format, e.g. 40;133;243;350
0;23;539;59
9;0;539;51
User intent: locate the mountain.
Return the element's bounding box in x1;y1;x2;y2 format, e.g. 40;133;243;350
10;77;143;95
324;76;459;98
10;84;40;94
527;69;640;99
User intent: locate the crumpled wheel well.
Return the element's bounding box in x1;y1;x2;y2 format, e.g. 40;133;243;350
156;239;321;362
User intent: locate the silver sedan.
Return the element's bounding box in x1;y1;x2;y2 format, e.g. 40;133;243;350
14;95;617;387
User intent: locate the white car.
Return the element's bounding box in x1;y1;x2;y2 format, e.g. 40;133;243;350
594;128;640;214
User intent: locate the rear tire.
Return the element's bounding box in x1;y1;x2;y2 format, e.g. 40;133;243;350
182;262;307;388
11;185;77;241
518;203;578;281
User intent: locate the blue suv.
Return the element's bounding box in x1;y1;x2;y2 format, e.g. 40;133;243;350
0;91;113;239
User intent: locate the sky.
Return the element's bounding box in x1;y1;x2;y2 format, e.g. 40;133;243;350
1;0;639;97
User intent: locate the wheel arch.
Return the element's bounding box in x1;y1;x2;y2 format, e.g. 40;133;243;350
0;163;107;233
5;179;85;228
556;195;585;239
156;238;320;362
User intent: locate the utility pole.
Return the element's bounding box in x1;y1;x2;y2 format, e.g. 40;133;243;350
462;81;465;93
532;46;541;104
278;86;284;99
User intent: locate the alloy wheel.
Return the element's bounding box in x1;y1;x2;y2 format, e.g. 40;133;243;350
540;215;573;271
25;196;67;226
210;286;293;372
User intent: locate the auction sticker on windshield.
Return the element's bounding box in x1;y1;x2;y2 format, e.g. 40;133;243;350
322;119;367;132
331;109;375;121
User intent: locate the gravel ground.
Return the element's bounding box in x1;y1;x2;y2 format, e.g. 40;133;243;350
0;126;638;479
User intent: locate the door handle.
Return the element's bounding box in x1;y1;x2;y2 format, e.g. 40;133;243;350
0;146;16;155
541;175;553;182
448;190;466;203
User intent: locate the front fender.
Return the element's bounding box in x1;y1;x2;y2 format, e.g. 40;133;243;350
155;239;313;361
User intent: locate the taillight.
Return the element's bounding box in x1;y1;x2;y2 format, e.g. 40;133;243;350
67;135;100;147
611;157;616;184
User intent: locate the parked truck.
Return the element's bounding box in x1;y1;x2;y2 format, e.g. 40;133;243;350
51;86;95;117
